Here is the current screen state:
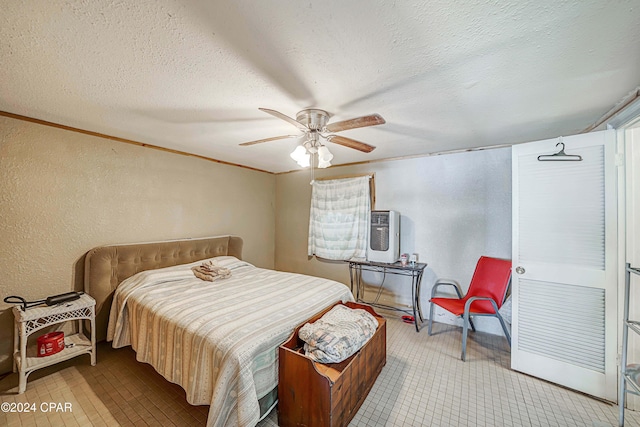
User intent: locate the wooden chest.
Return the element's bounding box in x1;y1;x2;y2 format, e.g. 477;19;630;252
278;302;387;427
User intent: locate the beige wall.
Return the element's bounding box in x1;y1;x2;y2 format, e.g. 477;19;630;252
275;148;512;335
0;116;275;374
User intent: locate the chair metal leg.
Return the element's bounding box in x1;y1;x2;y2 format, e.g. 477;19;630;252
428;301;435;335
461;311;471;361
468;317;476;332
496;313;511;347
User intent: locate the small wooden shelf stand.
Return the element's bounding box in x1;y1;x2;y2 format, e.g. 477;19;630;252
11;293;96;393
620;264;640;426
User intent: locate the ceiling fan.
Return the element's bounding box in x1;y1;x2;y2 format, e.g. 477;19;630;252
239;108;385;168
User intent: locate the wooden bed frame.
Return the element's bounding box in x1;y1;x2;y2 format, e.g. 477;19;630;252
83;235;243;341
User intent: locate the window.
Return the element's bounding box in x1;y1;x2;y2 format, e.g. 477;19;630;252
308;175;372;260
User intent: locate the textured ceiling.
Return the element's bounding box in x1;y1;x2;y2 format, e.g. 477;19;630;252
1;1;639;173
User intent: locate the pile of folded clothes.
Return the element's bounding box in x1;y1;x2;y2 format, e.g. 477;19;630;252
298;304;378;363
191;259;232;282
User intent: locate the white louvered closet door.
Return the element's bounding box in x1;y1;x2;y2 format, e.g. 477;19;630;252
512;129;617;401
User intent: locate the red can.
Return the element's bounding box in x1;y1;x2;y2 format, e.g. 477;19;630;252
37;332;65;357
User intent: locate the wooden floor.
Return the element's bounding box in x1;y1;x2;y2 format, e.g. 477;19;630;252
1;315;639;426
0;341;208;427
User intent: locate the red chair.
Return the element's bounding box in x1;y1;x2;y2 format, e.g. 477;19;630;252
428;256;512;361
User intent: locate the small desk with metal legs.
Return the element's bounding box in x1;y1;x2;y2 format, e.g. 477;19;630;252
348;260;427;332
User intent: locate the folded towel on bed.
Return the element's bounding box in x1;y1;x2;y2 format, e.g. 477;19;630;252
191;260;232;282
298;304;378;363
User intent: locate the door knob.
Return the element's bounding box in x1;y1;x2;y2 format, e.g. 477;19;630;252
515;266;525;275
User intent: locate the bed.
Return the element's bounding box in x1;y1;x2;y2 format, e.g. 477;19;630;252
84;235;354;427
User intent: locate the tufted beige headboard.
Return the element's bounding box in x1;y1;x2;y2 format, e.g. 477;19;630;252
84;235;243;342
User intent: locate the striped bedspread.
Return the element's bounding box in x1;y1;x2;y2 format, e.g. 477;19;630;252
107;256;354;427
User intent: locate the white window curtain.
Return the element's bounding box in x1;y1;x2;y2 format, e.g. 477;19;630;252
308;176;371;260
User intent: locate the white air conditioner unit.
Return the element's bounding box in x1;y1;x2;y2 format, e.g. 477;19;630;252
367;210;399;264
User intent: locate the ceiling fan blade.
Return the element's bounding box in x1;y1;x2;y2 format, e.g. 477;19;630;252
239;135;298;146
259;108;308;131
325;114;385;133
326;135;376;153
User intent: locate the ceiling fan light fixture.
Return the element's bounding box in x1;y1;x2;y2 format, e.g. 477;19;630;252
317;145;333;162
316;145;333;169
290;145;310;168
317;158;332;169
290;145;307;160
297;153;311;168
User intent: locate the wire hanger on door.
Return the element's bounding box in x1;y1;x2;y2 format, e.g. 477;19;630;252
537;137;582;161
